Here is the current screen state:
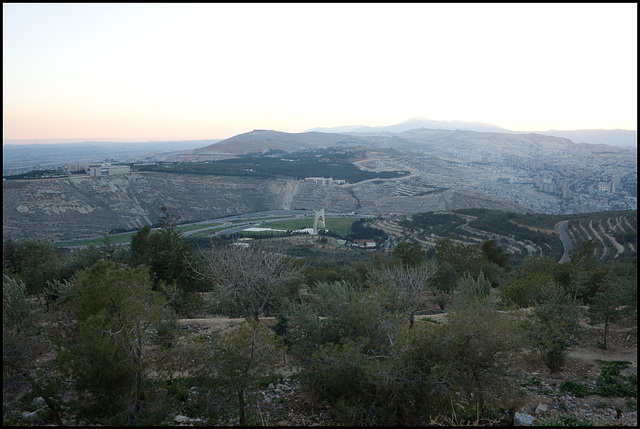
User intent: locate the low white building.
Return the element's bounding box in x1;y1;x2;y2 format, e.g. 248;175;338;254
88;163;130;177
304;177;345;185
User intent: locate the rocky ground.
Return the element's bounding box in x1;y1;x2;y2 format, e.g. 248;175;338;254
173;315;637;426
515;320;637;426
6;310;635;426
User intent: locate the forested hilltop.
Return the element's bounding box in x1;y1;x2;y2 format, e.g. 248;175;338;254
3;207;637;426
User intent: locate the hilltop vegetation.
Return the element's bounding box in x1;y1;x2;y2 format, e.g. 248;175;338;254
134;149;410;183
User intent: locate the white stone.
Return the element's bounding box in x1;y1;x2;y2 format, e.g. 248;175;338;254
535;404;549;415
174;414;191;424
514;411;535;426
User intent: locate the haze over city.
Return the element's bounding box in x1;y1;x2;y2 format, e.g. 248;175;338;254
3;3;637;144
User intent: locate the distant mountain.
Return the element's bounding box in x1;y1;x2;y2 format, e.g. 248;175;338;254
531;129;637;148
193;130;375;155
306;118;637;148
191;127;576;159
308;117;511;134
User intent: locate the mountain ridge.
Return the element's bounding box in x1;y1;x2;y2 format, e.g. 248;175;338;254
305;118;636;148
191;127;585;158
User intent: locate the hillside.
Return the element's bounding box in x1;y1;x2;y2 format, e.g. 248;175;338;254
186;128;576;158
2;170;527;242
371;209;637;265
3;123;636;242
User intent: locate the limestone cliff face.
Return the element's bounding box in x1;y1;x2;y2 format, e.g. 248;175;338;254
2;173;359;242
3;172;526;242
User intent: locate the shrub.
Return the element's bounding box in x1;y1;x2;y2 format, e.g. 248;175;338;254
595;361;637;398
560;381;590;398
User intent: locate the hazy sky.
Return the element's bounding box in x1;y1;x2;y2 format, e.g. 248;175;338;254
3;3;637;143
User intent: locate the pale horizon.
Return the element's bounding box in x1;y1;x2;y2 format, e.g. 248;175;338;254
3;3;637;144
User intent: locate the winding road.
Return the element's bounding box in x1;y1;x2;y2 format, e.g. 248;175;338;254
556;220;572;263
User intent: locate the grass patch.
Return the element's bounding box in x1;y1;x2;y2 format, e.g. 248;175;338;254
262;217;358;238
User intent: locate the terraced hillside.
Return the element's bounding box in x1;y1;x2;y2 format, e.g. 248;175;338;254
371;209;637;265
565;211;637;263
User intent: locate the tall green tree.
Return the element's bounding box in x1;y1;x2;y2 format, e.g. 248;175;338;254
130;206;196;290
455;271;492;308
524;281;581;372
3;239;61;295
130;206;204;316
432;261;458;311
481;239;510;268
57;260;163;423
434;238;484;281
587;269;635;349
435;302;524;422
393;242;427;267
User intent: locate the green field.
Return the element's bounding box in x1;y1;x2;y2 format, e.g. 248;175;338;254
264;217;357;237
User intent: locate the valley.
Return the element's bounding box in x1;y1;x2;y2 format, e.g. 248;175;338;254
3;126;636;246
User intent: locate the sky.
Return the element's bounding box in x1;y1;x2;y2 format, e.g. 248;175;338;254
3;3;637;144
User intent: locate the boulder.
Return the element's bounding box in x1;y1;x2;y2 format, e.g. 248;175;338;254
514;411;535;426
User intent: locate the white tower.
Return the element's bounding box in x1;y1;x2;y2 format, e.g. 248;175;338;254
313;209;325;234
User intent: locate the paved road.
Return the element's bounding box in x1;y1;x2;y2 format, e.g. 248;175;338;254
55;209;340;247
556;220;572;263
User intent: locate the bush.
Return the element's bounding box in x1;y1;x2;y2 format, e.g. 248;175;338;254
595;361;637;398
560;381;590;398
3;274;34;333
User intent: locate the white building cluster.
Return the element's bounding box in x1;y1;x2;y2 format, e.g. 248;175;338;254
87;163;130;177
304;177;345;185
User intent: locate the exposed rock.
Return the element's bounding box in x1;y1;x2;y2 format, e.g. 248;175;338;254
514;410;535;426
3;170;527;242
173;414;202;425
174;415;190;424
535;403;549;415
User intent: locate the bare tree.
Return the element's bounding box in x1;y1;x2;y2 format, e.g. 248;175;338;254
194;242;308;321
378;262;439;328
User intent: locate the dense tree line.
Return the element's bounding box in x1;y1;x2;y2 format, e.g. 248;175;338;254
398;212;464;233
347;218;388;242
3;208;637;425
135;151;409;184
455;208;565;260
